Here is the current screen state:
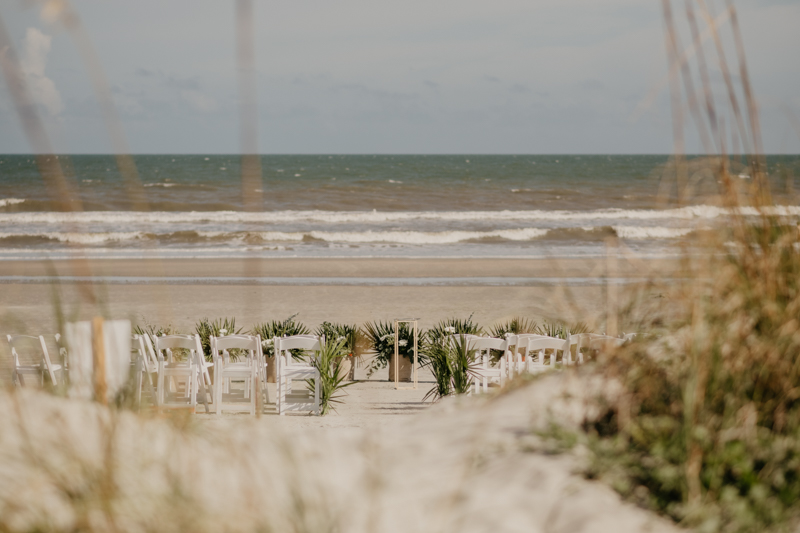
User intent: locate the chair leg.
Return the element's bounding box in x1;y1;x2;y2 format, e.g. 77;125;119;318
215;372;222;416
157;369;165;410
278;376;286;416
250;368;257;416
314;375;320;415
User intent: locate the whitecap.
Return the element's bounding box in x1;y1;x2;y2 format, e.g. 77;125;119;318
0;199;25;207
256;228;548;245
613;226;693;239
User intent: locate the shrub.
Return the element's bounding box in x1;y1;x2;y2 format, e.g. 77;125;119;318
422;334;478;402
576;213;800;532
315;321;365;358
536;321;589;339
306;336;355;415
489;316;539;338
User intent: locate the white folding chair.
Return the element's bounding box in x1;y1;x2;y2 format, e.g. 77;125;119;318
153;334;210;413
519;336;571;373
132;335;159;407
6;334;63;387
572;333;630;363
507;334;547;378
210;334;262;416
275;335;322;415
465;336;510;394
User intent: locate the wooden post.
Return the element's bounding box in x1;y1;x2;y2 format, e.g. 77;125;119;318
92;316;107;405
606;238;618;337
394;319;419;390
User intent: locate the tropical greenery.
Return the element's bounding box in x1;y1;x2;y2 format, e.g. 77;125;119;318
315;321;365;358
306;336;355;415
422;333;478;401
195;317;242;361
252;314;310;360
362;320;419;377
425;315;483;347
536;320;589;339
488;316;539;338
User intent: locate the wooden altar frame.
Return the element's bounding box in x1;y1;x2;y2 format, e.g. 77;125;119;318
393;318;418;390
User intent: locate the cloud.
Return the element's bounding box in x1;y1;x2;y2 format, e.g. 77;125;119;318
20;27;62;116
181;90;217;112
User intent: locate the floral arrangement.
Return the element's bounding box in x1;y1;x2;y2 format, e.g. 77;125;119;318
362;321;419;377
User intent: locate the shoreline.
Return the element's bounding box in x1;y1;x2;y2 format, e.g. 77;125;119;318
0;256;682;279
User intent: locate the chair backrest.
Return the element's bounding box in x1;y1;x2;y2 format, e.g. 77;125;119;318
211;334;261;364
139;333;162;364
445;334;480;348
521;336;570;352
213;334;261;352
274;335;322;352
133;335;158;370
154;334;203;365
466;337;507;352
7;334;58;385
574;333;625;348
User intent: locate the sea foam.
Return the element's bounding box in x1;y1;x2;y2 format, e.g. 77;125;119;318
1;205;797;225
0;199;25;207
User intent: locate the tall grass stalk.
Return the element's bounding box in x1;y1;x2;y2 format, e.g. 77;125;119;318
555;2;800;531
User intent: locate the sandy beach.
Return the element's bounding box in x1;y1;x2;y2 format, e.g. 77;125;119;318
0;255;677;385
0;256;677;330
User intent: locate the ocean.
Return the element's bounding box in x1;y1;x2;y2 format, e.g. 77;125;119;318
0;154;798;260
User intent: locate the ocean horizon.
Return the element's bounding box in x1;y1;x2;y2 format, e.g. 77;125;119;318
1;153;798;260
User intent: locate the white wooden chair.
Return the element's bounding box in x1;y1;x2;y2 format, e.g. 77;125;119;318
519;336;571;373
210;334;262;416
507;334;547;377
153;334;210;413
464;336;510;393
6;334;63;387
572;333;631;363
132;334;159;407
274;335;322;415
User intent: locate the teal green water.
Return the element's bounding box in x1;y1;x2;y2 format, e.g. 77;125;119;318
0;154;797;259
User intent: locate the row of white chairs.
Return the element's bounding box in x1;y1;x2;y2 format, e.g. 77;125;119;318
134;333;325;415
6;334;65;388
449;332;635;394
6;332;327;416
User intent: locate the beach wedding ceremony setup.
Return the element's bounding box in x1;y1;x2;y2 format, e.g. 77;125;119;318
1;0;800;532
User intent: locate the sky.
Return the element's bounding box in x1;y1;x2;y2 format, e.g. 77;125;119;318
0;0;798;154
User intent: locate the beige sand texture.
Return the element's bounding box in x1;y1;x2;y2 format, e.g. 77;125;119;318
0;256;673;331
0;372;679;533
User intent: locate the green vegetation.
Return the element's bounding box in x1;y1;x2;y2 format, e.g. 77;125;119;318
425;315;483;347
195;317;242;361
362;320;419;376
252;314;310;360
307;336;355;415
489;316;538;338
422;333;479;401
